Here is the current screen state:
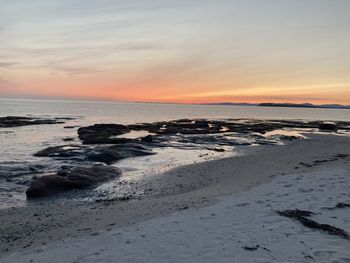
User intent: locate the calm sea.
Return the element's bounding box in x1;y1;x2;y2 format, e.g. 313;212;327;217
1;98;349;123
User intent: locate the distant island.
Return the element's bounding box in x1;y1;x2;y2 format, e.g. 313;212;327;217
204;102;350;109
259;103;350;109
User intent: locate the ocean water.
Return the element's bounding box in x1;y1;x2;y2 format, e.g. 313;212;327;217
1;98;350;123
0;98;349;208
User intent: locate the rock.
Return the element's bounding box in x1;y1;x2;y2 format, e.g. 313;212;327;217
140;135;153;143
278;209;315;218
193;120;210;128
78;119;350;144
243;245;259;251
279;135;301;141
319;122;338;131
211;148;225;152
26;166;121;198
34;143;155;164
335;203;350;209
67;166;121;186
54;117;77;120
87;144;155;164
34;145;85;158
157;122;212;135
26;174;76;198
78;124;130;144
325;203;350;210
80;137;135;145
87;149;123;164
62;137;74;142
0;116;65;128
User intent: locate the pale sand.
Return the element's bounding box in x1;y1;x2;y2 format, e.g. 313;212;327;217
1;133;350;262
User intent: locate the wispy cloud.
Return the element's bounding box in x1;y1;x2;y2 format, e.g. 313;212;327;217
0;62;18;68
50;65;104;77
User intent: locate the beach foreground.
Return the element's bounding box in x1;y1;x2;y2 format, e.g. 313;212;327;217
1;133;350;262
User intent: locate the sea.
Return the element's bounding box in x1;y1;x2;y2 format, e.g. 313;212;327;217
0;98;349;208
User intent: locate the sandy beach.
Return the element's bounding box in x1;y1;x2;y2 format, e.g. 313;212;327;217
1;133;349;262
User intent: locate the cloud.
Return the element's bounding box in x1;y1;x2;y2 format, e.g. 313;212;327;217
0;62;18;68
3;41;164;77
6;41;164;66
50;65;104;76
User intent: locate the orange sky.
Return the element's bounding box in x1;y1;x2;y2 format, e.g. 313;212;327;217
1;0;350;105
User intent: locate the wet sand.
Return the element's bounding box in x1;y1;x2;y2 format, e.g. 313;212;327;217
1;133;350;262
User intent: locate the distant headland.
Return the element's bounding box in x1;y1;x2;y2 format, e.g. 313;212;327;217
204;102;350;109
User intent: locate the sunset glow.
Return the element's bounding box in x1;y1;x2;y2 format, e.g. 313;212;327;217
1;0;350;104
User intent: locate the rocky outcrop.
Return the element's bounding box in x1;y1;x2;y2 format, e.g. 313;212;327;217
0;116;66;128
34;145;84;158
77;119;350;142
78;124;130;144
34;143;155;165
80;137;135;145
140;135;153;143
319;122;338;131
87;144;155;164
26;165;121;198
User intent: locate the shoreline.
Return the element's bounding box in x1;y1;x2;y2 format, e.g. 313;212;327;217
1;133;350;261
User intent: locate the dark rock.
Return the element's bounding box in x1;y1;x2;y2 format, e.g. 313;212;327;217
157;122;213;135
54;117;78;120
34;143;155;165
67;166;120;186
78;124;130;144
118;195;133;201
173;119;192;123
26;173;80;198
34;145;85;158
141;135;153;143
319;122;338;131
193;120;210;128
335;154;349;159
89;144;155;164
325;203;350;210
26;166;121;198
81;137;135;145
76;119;350;148
0;116;65;128
299;162;313;167
87;149;123;164
278;209;315;218
279;135;300;141
211;148;225;152
335;203;350;209
243;245;259;251
62;137;74;142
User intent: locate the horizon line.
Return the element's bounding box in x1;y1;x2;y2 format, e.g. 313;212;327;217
0;96;349;107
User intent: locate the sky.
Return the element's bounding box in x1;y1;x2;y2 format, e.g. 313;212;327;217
0;0;349;104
